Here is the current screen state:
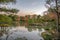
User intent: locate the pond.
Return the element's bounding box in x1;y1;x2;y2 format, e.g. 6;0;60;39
0;26;45;40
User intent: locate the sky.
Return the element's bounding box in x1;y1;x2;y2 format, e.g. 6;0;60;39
5;0;48;16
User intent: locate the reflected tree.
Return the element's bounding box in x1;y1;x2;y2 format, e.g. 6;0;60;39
15;37;27;40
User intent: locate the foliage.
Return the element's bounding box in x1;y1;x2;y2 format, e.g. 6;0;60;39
0;14;13;27
46;0;60;13
20;16;25;24
12;15;18;21
45;0;60;39
0;0;16;4
0;8;19;13
8;14;20;26
28;19;33;24
42;32;52;40
0;0;19;13
46;0;60;7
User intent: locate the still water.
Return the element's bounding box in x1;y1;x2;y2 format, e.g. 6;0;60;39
0;26;45;40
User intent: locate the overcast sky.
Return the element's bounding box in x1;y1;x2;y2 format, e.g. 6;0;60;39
6;0;47;15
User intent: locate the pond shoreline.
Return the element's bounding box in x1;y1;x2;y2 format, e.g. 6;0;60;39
0;26;45;40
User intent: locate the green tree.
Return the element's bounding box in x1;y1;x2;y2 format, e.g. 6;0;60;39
0;8;19;13
37;15;41;19
0;0;19;13
0;14;13;27
0;0;16;4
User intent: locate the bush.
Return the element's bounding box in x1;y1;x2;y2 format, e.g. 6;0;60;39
41;32;53;40
0;14;13;27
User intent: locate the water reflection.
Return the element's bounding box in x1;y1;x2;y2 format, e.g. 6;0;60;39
0;26;44;40
25;26;42;32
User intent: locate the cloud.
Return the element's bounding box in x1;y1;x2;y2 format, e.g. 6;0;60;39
17;11;34;16
31;2;38;6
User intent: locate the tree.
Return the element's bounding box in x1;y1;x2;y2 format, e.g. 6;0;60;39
37;15;41;19
46;0;60;40
0;14;13;27
0;8;19;13
46;0;60;12
0;0;16;4
0;0;19;13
